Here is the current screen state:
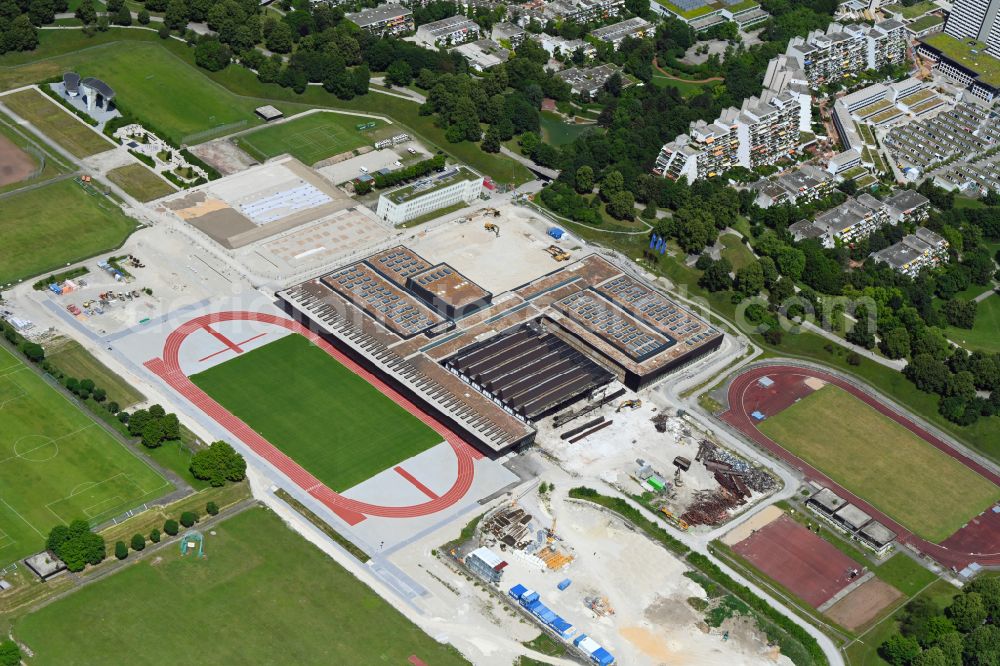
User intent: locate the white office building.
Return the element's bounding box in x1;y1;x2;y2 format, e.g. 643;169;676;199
376;167;483;225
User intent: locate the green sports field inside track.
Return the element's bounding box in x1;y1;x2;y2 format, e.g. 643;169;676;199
190;334;442;492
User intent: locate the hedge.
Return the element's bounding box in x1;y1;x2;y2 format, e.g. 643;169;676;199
39;83;99;127
32;266;90;291
179;148;220;180
373;154;446;189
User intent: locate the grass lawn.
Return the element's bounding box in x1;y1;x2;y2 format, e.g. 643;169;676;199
105;163;175;202
720;233;755;271
1;88;112;158
759;385;1000;543
872;554;938;598
0;178;138;285
44;337;144;408
0;31;532;184
539;111;595;146
946;292;1000;354
12;508;470;666
883;1;938;19
190;334;442;491
236;111;382;165
651;71;721;97
0;345;170;567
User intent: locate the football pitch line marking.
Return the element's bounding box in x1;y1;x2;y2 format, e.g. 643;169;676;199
1;497;45;538
0;423;94;467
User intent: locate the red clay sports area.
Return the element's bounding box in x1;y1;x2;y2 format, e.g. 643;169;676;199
722;364;1000;570
144;311;483;526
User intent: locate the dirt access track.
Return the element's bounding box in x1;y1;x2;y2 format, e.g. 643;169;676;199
721;363;1000;570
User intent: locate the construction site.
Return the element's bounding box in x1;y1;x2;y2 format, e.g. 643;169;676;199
536;396;779;530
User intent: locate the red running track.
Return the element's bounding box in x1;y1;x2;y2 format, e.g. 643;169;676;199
144;311;482;526
722;365;1000;570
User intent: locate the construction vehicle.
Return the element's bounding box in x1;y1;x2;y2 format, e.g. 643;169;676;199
482;207;500;217
616;399;641;412
545;245;570;261
484;222;500;237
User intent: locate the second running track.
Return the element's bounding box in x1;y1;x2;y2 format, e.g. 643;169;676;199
722;364;1000;570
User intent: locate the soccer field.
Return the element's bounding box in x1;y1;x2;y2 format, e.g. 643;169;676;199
236;112;384;165
13;508;470;665
0;178;138;284
759;385;1000;543
0;346;170;566
190;334;442;492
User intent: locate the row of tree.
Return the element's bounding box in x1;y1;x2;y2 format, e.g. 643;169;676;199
114;501;219;559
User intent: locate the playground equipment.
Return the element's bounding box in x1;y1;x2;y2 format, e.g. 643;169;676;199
484;222;500;237
616;399;641;412
180;530;205;558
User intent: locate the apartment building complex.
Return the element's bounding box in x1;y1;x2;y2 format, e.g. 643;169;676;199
943;0;1000;57
590;17;655;49
345;4;414;36
871;227;949;276
414;15;481;47
751;164;835;208
653;91;801;183
784;20;908;87
788;193;889;247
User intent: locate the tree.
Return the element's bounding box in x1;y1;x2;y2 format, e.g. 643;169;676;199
194;38;232;72
606;191;635;220
943;299;977;329
0;640;21;666
879;634;921;666
141;418;165;449
164;0;188;29
386;60;412;87
92;387;107;402
674;206;715;254
734;262;765;296
138;8;150;24
480;125;501;153
21;341;44;362
180;511;198;528
115;540;128;560
5;14;38;50
46;519;105;572
29;0;56;26
265;20;293;53
190;441;247;486
946;591;987;632
906;354;950;394
882;327;911;360
131;533;146;551
913;647;948;666
351;63;370;96
699;258;733;292
163;519;179;536
575;165;594;194
149;528;161;543
963;624;1000;666
206;501;219;515
158;23;170;39
75;0;96;23
599;170;624;201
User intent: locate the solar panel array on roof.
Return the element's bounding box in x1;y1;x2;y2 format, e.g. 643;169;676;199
596;276;717;348
368;246;432;286
239;184;332;225
672;0;707;10
554;290;668;361
446;322;613;421
322;263;443;337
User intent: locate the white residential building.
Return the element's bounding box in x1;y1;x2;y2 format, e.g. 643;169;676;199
415;15;481;48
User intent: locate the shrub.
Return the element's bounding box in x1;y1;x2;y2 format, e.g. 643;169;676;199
163;519;179;536
131;533;145;551
0;640;22;666
206;501;219;516
115;540;128;560
180;511;198;528
149;528;161;543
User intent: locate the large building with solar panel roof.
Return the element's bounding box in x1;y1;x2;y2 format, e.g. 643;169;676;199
279;249;722;457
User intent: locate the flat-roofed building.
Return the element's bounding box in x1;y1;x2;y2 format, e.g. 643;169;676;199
556;64;628;99
884;189;931;223
415;15;481;47
807;487;848;516
491;21;526;47
590;17;655;49
834;503;873;532
872;227;949;276
857;520;897;556
784;21;909;88
346;3;414;35
465;547;508;583
452;38;510;70
375;166;483;225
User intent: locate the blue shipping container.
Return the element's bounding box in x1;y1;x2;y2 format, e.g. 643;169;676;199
524;599;542;613
573;634;588;647
557;579;572;590
548;227;565;239
591;647;615;665
509;584;528;600
520;591;540;606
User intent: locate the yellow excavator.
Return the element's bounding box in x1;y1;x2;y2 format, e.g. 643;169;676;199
616;399;642;412
482;208;500;217
545;245;570;261
484;222;500;237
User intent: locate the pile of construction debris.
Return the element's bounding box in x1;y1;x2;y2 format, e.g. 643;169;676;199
483;505;534;550
680;441;778;526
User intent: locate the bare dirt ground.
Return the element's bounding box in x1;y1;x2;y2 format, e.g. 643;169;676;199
188;138;258;175
824;578;902;631
0;134;37;186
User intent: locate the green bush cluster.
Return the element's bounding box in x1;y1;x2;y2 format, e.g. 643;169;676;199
373;155;446;189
